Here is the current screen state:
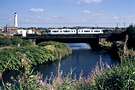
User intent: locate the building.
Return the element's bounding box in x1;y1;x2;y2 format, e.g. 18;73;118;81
3;26;18;36
17;29;36;37
14;12;18;27
2;12;41;37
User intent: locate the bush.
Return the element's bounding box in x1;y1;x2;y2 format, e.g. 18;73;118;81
126;25;135;48
2;73;47;90
0;41;72;90
0;42;72;74
0;48;22;73
0;36;33;47
38;41;72;60
92;58;135;90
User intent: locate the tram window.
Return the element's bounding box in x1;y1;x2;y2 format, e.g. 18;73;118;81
84;30;90;32
94;30;100;32
52;30;59;32
63;30;70;32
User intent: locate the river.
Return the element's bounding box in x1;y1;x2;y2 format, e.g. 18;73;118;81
36;43;118;80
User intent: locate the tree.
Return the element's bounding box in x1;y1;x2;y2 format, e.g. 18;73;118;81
126;25;135;48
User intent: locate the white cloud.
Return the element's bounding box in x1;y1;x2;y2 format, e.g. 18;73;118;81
29;8;44;12
81;10;105;17
78;0;103;4
82;10;91;14
52;16;64;19
112;16;121;21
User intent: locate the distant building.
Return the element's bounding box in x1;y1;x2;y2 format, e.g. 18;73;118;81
3;26;18;36
1;12;42;37
17;29;36;37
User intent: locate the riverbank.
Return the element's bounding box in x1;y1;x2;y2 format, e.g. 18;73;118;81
99;39;121;60
0;39;72;82
99;38;135;62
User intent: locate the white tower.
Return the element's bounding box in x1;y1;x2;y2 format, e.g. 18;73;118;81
14;12;18;27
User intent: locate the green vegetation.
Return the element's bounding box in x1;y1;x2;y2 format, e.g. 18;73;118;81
0;39;72;90
99;39;112;51
126;25;135;48
0;35;33;47
2;27;135;90
99;40;112;48
4;57;135;90
0;41;72;74
38;41;72;60
0;36;72;87
90;58;135;90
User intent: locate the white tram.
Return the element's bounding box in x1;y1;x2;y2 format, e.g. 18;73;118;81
78;29;103;34
47;28;103;35
48;29;76;34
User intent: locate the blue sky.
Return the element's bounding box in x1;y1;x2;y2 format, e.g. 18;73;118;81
0;0;135;27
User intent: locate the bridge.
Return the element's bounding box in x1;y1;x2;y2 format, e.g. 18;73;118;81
25;34;121;50
22;27;126;50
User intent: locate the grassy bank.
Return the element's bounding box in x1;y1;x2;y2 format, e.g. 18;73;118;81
0;41;72;77
0;34;72;80
0;35;72;90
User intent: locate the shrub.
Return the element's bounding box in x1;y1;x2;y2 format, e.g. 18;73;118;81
92;58;135;90
2;73;47;90
38;41;72;60
0;37;33;47
0;42;72;74
0;48;22;73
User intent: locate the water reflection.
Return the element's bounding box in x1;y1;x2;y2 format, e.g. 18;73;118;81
67;43;91;50
36;43;118;80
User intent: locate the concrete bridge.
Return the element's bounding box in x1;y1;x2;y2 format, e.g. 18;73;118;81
24;33;111;50
23;27;126;50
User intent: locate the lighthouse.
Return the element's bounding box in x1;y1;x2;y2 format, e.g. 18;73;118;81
14;12;18;27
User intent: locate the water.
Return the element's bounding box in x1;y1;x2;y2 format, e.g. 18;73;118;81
36;43;118;80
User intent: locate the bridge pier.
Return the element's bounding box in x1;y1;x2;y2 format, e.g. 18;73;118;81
87;38;101;50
